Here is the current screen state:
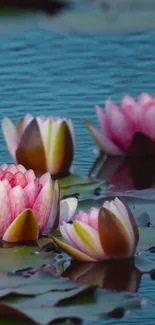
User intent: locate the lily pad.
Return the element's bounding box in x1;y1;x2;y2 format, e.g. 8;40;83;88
60;174;107;200
0;288;146;325
0;272;77;298
135;256;155;273
0;246;54;273
138;227;155;252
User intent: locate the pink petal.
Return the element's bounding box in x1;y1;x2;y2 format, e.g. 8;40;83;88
138;93;153;106
32;181;53;233
24;181;41;207
9;186;29;221
22;114;34;132
121;95;136;108
2;172;13;182
106;100;134;151
24;169;36;183
59;197;78;224
39;172;51;186
0;182;12;238
96;105;111;138
142;106;155;140
5;165;18;175
88;208;99;231
2;118;19;159
10;172;28;188
16;165;27;173
76;211;89;224
85;121;123;155
0;164;8;171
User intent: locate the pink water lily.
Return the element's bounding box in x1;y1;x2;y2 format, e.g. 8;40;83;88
85;93;155;156
0;164;78;242
54;198;139;261
2;114;75;176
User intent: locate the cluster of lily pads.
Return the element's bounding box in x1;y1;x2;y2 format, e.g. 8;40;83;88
0;93;155;323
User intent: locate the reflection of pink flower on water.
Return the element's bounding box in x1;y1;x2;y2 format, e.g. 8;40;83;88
85;93;155;156
0;164;77;242
54;198;139;261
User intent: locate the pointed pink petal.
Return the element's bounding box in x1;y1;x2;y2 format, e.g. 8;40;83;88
2;118;19;159
16;165;27;173
59;197;78;224
22;114;34;131
121;95;136;107
39;172;51;186
106;103;134;151
24;181;40;207
85;120;123;155
10;172;28;188
76;211;89;224
88;208;99;231
138;93;153;106
142;106;155;140
96;105;111;138
0;164;8;171
9;186;29;221
24;169;36;183
0;182;12;238
3;209;39;242
2;172;13;182
33;180;53;233
5;165;18;175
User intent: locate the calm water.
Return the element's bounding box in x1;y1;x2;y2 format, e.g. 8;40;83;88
0;29;155;324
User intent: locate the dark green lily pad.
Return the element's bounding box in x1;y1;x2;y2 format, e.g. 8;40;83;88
0;287;146;325
0;247;54;273
0;272;77;298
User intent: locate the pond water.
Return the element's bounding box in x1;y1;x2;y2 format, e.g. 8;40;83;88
0;29;155;324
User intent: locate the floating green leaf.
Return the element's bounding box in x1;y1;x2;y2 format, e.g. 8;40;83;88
0;246;54;273
60;174;107;199
0;272;77;298
0;288;145;325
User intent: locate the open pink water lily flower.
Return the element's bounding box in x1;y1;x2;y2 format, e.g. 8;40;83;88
2;114;75;176
0;164;78;243
54;198;139;261
85;93;155;156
